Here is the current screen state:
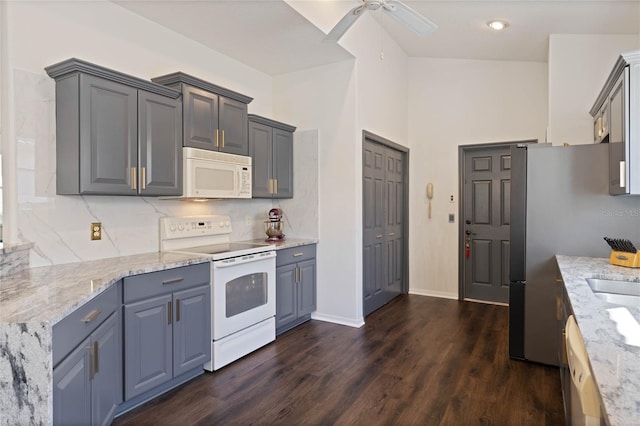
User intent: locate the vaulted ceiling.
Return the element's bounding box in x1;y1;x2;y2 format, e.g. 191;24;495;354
114;0;640;75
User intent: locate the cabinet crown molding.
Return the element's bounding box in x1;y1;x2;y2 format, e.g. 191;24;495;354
152;72;253;105
248;114;296;132
45;58;181;99
591;49;640;116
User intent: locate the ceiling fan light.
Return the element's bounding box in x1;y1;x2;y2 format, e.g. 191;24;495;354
487;20;508;31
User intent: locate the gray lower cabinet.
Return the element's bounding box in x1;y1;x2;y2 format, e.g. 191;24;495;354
248;114;296;198
52;283;122;426
123;263;210;401
45;58;182;196
275;245;316;335
151;73;253;155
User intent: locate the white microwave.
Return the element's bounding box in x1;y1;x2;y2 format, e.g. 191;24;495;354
178;147;252;199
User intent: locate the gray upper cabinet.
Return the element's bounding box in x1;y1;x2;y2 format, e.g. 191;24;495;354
152;72;253;156
248;114;296;199
590;50;640;195
45;58;182;196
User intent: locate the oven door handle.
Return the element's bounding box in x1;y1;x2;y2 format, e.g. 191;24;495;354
213;251;276;268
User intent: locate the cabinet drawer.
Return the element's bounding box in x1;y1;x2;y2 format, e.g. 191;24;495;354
276;244;316;267
52;282;120;367
123;262;210;303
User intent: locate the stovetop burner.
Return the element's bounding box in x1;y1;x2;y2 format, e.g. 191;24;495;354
159;215;273;260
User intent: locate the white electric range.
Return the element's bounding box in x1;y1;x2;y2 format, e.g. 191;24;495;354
160;215;276;371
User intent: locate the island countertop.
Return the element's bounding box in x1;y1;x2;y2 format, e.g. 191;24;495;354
555;255;640;426
0;251;212;425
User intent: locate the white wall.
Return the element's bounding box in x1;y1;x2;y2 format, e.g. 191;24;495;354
547;34;639;145
408;58;548;298
3;1;283;266
274;10;408;325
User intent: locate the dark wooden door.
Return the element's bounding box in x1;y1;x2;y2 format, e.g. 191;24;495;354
462;146;511;303
385;148;403;300
363;140;386;316
363;139;405;316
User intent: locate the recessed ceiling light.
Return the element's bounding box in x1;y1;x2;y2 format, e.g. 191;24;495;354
487;20;509;31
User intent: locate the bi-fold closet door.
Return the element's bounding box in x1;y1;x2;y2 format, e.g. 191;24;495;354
363;139;404;316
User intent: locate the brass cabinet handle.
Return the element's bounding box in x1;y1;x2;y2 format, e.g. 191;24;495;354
268;179;274;194
82;310;101;323
176;299;181;322
274;178;278;194
168;301;172;324
88;344;95;380
94;341;99;375
162;277;184;285
215;129;219;148
131;167;137;190
141;167;146;190
376;235;383;239
221;129;225;148
389;232;395;236
293;253;304;257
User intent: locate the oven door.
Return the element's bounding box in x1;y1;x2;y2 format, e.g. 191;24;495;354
212;251;276;340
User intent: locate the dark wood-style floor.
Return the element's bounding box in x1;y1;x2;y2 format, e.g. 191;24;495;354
114;295;564;425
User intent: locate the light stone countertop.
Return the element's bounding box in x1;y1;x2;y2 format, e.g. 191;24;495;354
0;251;212;325
242;238;318;250
0;251;213;425
555;255;640;426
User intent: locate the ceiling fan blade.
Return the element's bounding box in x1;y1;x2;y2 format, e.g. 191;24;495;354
324;4;367;42
384;0;438;37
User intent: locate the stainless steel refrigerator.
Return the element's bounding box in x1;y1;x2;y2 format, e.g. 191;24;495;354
508;143;640;366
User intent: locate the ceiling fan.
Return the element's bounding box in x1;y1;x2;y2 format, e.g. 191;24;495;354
324;0;438;42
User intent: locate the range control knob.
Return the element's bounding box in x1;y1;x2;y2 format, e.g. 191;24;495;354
219;221;225;228
169;224;176;232
178;224;184;231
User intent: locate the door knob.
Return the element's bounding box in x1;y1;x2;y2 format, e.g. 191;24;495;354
465;230;476;235
465;220;471;225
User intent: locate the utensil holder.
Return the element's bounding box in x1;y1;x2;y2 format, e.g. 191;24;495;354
609;250;640;268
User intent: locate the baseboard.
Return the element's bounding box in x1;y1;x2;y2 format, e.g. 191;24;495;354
408;289;459;300
310;312;364;328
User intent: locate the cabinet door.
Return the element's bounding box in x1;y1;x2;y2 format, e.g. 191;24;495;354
124;294;173;400
79;74;138;194
91;312;122;426
249;120;273;198
53;336;91;426
273;128;294;198
297;259;317;317
276;264;297;329
183;85;219;150
173;285;211;377
219;97;248;155
608;73;627;195
138;91;183;196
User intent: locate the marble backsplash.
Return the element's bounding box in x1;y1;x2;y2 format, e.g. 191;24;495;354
11;69;318;268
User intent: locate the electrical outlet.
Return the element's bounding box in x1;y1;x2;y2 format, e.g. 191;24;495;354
245;216;251;226
91;222;102;240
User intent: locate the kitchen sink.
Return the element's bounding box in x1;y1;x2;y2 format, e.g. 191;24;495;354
586;278;640;307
